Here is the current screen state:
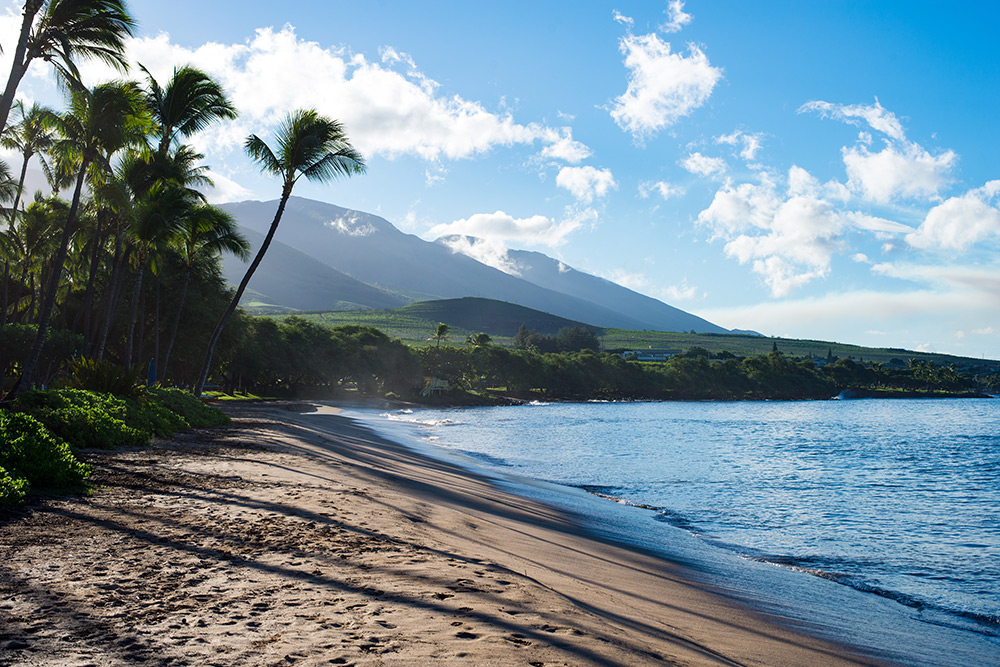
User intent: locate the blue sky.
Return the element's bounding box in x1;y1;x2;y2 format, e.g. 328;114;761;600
4;1;999;358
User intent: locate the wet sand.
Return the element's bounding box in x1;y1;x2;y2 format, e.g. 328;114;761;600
0;401;888;666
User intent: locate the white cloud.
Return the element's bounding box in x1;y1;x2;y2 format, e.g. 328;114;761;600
203;170;252;204
325;213;378;237
870;261;1000;298
906;181;1000;250
697;169;868;297
801;99;956;204
539;129;592;164
681;152;727;177
842;141;956;204
74;26;576;164
610;32;721;139
427;210;582;248
437;235;523;275
555;165;617;203
955;330;966;339
852;253;870;263
612;10;634;28
639;180;684;200
663;279;698;300
973;327;995;335
716;130;764;161
800;99;905;141
661;0;693;33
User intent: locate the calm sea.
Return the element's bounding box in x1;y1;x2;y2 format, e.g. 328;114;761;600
356;398;1000;665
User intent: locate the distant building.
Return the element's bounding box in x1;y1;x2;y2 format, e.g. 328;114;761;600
620;348;679;362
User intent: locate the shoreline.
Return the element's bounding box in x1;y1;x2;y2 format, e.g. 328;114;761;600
0;401;917;665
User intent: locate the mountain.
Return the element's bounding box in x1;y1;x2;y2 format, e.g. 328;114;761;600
218;197;729;333
437;235;727;334
219;225;410;312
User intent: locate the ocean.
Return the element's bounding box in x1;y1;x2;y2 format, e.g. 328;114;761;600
352;398;1000;665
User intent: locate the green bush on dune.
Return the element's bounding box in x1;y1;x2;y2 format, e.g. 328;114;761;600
148;388;231;428
0;466;29;506
0;412;90;501
2;388;229;507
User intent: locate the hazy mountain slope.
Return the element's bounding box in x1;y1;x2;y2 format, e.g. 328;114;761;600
220;226;411;311
437;235;727;334
220;197;657;329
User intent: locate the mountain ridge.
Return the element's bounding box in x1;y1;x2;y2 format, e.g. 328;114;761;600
219;196;730;333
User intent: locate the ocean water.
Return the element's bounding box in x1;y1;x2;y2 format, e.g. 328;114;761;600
355;398;1000;664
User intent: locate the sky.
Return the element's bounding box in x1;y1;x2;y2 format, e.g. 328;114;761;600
3;0;999;359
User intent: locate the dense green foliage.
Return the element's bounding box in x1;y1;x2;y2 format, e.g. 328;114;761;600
148;388;230;427
0;411;91;498
0;386;229;506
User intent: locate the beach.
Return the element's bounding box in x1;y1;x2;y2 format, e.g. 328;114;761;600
0;401;887;666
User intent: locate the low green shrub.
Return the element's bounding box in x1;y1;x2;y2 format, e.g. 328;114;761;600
149;388;230;428
0;412;90;492
14;389;148;449
0;466;29;506
126;389;189;437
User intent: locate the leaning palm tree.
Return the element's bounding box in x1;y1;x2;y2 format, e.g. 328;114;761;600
193;110;365;395
6;80;147;397
0;0;135;135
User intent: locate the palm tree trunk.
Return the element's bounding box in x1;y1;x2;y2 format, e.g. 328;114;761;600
2;260;7;327
95;244;131;360
125;255;146;368
161;263;191;383
11;151;30;219
194;182;292;395
0;1;40;136
5;158;87;398
72;212;104;340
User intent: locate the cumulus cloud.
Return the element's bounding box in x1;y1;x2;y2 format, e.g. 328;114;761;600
696;164;920;297
71;26;577;165
610;32;721;139
681;152;727;177
973;327;995;335
800;99;956;204
539;129;592;163
661;0;693;33
437;235;524;275
427;210;583;248
716;130;764;161
203;170;253;204
663;279;698;300
638;180;684;200
906;180;1000;250
555;166;617;203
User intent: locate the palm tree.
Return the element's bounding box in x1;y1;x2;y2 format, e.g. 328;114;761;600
193;109;365;395
141;64;238;156
1;100;58;217
6;80;147;397
432;322;449;348
161;204;247;380
0;0;135;135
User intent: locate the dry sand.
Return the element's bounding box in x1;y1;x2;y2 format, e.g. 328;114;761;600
0;401;889;666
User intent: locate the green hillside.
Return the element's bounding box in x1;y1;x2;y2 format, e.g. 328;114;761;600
276;298;999;368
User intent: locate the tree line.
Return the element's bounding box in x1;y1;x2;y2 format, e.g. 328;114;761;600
213;317;994;401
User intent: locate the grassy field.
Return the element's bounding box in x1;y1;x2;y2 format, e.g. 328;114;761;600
268;299;998;368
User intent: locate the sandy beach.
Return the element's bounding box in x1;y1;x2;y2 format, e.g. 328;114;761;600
0;401;888;666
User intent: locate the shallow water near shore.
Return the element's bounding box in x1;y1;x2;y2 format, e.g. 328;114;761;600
350;398;1000;665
